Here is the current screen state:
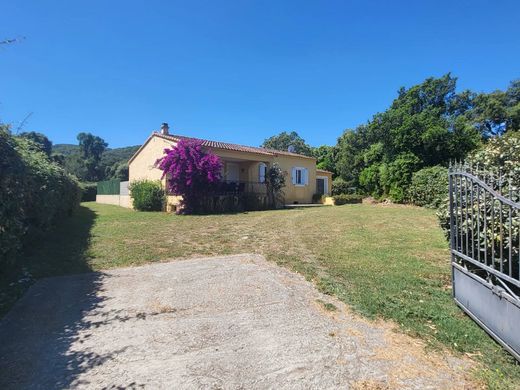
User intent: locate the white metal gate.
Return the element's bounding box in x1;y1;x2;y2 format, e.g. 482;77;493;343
449;163;520;360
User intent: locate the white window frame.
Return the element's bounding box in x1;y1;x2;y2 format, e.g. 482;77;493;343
316;175;329;195
292;167;308;187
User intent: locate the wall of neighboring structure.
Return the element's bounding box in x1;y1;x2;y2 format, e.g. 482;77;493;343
96;181;132;208
96;194;132;208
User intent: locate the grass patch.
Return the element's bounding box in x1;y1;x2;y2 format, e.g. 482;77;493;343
316;299;338;312
2;202;519;388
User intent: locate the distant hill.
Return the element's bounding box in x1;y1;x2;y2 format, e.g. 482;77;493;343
52;144;140;163
52;144;141;182
100;145;141;166
52;144;79;156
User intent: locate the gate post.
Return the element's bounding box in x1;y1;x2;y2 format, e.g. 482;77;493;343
448;166;456;298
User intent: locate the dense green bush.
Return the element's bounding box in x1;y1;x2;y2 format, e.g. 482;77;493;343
408;166;448;208
129;180;165;211
333;194;363;205
359;164;382;197
379;152;421;202
0;127;81;265
80;182;97;201
331;177;355;195
312;193;326;204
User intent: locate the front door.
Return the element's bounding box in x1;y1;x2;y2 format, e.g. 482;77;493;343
316;178;325;195
226;162;240;182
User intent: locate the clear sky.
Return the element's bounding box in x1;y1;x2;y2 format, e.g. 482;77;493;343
1;1;519;148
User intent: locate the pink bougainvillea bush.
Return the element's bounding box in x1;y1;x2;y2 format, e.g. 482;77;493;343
155;138;222;213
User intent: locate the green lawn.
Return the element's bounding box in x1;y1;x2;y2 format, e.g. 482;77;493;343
2;202;519;388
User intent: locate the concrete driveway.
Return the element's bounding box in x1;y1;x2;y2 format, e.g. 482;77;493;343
0;254;472;389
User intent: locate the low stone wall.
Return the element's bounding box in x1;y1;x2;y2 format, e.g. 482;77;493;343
96;195;132;208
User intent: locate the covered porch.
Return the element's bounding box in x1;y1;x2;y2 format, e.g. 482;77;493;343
217;158;269;195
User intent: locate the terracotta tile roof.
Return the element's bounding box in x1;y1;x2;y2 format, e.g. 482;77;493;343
316;168;333;174
153;132;316;159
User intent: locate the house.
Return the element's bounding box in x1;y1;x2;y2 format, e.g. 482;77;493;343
128;123;332;207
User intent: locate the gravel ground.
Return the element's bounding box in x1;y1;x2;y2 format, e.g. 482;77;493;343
0;254;474;389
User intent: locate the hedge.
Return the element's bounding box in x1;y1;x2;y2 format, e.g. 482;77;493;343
0;127;81;265
333;194;363;205
80;182;97;201
332;177;356;195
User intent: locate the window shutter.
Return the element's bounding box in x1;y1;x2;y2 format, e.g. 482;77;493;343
304;168;309;185
291;167;296;185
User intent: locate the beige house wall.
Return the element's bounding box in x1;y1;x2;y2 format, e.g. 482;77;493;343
128;134;325;205
129;136;173;183
272;155;317;204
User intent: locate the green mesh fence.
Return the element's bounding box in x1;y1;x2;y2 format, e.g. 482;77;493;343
97;180;120;195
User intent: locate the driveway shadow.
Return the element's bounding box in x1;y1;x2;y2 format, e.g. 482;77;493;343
0;205;121;389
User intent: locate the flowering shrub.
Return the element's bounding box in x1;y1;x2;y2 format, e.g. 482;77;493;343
468;131;520;184
265;163;286;208
155;138;222;214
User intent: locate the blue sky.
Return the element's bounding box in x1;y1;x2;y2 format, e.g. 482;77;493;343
1;1;519;148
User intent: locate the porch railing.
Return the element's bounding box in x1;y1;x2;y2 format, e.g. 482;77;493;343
215;181;267;195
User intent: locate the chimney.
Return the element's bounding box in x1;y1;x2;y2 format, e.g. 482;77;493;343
160;122;169;135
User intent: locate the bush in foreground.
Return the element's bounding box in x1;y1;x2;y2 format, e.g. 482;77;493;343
129;180;165;211
80;182;97;202
437;132;520;244
0;126;81;265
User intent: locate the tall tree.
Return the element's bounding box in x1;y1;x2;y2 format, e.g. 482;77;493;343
470;79;520;137
261;131;313;156
312;145;337;174
335;74;482;200
76;132;108;181
19;131;52;156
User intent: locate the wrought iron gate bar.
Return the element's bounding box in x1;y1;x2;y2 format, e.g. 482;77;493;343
452;249;520;288
450;171;520;208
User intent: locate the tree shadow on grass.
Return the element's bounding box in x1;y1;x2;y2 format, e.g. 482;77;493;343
0;205;97;317
0;205;138;388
